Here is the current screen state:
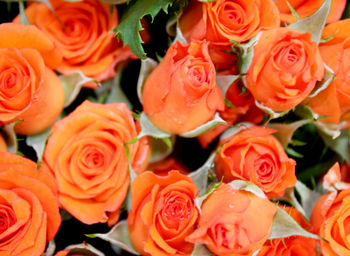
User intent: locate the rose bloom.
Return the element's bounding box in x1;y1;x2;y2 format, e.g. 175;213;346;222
214;126;296;198
258;206;316;256
305;20;350;126
275;0;346;24
198;79;264;148
311;188;350;255
186;183;277;255
16;0;135;87
246;27;324;112
179;0;280;45
42;100;150;225
128;171;199;256
142;40;224;134
0;152;61;256
0;23;64;135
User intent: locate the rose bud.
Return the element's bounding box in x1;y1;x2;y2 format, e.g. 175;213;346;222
128;171;199;256
276;0;346;24
214;126;296;198
311;188;350;255
179;0;280;45
186;183;277;255
246;27;324;112
142;40;225;134
305;20;350;127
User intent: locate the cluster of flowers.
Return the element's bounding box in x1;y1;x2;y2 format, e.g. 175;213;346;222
2;0;350;255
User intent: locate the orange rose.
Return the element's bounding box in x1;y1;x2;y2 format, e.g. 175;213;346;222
276;0;346;24
258;206;316;256
0;23;64;135
43;100;150;225
186;183;277;255
214;126;296;198
142;40;224;134
198;79;264;148
17;0;135;87
305;20;350;126
180;0;280;45
127;171;199;256
311;189;350;255
0;152;61;256
246;27;324;112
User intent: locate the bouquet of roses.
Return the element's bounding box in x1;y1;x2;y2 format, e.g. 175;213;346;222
1;0;350;255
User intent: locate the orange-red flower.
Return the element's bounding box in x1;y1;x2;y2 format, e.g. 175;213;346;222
16;0;136;87
0;152;61;256
142;40;224;134
214;126;296;198
311;189;350;255
43;100;150;225
0;23;64;135
128;171;199;256
246;27;324;112
275;0;346;24
180;0;280;45
306;20;350;126
186;183;277;255
258;206;316;256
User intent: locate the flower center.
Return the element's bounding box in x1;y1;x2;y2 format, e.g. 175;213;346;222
0;206;16;234
254;154;276;184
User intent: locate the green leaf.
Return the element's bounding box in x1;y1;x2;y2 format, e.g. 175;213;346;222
216;74;240;96
149;136;175;162
320;129;350;164
1;121;20;154
220;122;253;141
288;0;332;44
137;58;158;103
59;72;99;107
19;0;29;25
95;67;132;108
64;243;105;256
238;32;262;75
173;24;187;44
320;29;339;43
285;147;304;158
254;100;290;122
269;206;323;240
112;0;174;59
268;119;311;148
191;244;212;256
137;112;172;139
228;180;267;199
286;1;299;21
42;240;55;256
308;64;335;98
180;113;227;138
225;99;236;109
279;187;307;218
87;220;139;255
295;181;321;218
26;127;51;165
189;153;216;195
